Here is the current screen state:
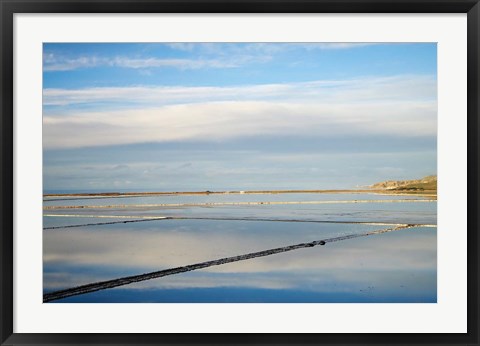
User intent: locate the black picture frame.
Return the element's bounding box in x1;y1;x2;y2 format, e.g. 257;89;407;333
1;1;479;345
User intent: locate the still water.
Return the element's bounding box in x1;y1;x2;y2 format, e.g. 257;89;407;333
43;193;437;303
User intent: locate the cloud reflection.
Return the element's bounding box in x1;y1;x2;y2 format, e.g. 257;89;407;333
44;219;436;303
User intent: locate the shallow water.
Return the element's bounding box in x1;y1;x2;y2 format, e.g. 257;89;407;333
43;193;437;303
43;192;430;207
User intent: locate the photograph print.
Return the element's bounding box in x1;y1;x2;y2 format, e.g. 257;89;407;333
42;42;437;303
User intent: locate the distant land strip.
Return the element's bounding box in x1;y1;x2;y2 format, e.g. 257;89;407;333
43;199;436;210
43;214;438;230
43;188;437;200
43;224;418;302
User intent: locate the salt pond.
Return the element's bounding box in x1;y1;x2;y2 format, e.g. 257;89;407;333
43;192;436;303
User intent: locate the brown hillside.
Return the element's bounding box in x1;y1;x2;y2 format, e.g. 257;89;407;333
370;175;437;191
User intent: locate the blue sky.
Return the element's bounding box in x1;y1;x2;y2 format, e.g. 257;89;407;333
43;43;437;192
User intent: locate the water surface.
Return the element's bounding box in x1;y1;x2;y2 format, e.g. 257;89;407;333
43;192;437;303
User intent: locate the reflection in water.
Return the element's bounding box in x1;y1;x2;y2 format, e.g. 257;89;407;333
43;193;437;303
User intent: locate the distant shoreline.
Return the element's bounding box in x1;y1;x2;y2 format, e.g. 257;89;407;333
44;188;437;199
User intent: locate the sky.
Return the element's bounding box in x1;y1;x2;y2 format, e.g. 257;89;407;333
43;43;437;192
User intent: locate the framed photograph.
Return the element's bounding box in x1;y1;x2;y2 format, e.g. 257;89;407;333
1;1;479;345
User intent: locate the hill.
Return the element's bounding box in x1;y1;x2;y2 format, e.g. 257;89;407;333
370;175;437;191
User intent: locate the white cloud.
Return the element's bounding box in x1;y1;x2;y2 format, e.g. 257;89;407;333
44;43;379;72
166;42;378;54
43;55;240;72
43;75;437;149
43;75;436;107
299;43;378;50
44;56;102;71
43;50;271;72
43;100;436;149
110;56;239;69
